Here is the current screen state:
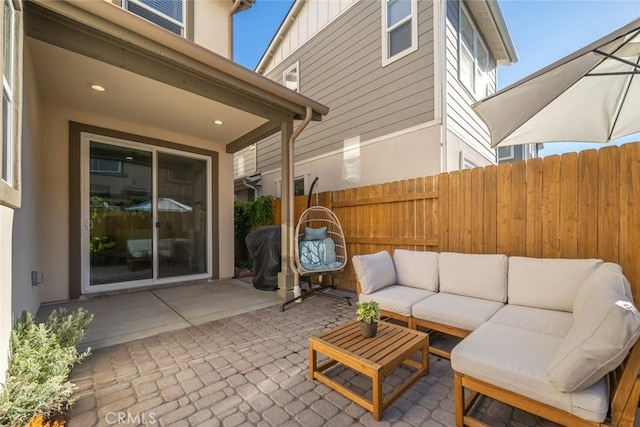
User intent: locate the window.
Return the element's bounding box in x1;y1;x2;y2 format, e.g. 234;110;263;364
497;146;515;162
90;158;124;175
458;5;495;99
124;0;185;36
382;0;418;65
276;176;306;197
283;62;299;92
2;0;14;186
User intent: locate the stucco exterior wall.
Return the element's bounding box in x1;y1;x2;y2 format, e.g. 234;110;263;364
12;47;42;320
260;123;442;196
446;129;496;170
0;205;14;384
193;0;232;58
37;102;234;303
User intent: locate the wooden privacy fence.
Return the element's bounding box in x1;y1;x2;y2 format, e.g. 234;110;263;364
273;142;640;300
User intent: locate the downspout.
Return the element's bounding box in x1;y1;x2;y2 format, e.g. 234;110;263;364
242;179;258;200
440;0;448;172
286;106;313;300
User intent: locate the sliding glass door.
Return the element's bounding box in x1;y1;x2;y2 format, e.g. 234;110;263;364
157;152;207;279
81;135;211;293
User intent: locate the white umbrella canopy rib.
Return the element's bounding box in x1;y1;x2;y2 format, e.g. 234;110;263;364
473;17;640;148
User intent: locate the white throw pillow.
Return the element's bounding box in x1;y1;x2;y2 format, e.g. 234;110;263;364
352;251;397;295
547;271;640;392
438;252;508;302
508;257;603;312
393;249;439;292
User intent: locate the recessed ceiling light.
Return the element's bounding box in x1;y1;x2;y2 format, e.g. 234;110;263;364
125;156;133;161
90;84;106;92
213;120;224;125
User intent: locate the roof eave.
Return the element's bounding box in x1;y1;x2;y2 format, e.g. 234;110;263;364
30;0;328;119
254;0;303;74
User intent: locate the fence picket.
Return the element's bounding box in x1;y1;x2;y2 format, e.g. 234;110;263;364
268;142;640;298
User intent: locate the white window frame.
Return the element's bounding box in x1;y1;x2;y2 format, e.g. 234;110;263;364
80;132;213;294
275;174;307;198
0;0;21;209
124;0;185;36
282;62;300;93
458;4;494;99
381;0;418;67
1;0;14;187
497;145;515;162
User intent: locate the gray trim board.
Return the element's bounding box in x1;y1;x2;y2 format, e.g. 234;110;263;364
68;121;220;299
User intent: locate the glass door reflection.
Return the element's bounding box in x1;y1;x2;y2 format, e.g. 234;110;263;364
89;142;153;285
156;152;207;278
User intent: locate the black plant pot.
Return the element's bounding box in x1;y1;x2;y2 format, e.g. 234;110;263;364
360;322;377;338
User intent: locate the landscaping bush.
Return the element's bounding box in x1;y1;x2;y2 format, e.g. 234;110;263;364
234;195;275;268
0;308;93;427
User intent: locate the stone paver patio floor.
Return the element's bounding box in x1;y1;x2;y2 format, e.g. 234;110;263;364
69;297;559;426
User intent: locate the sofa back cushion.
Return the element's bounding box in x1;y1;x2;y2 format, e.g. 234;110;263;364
547;267;640;392
573;263;633;317
393;250;439;292
352;251;397;295
508;257;603;312
438;252;508;302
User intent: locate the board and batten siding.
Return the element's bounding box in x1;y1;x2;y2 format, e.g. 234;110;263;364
445;0;496;163
257;0;436;174
263;0;360;73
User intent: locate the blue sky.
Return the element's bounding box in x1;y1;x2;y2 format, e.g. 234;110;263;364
234;0;640;157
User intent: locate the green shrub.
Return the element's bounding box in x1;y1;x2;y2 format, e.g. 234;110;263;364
234;195;275;267
45;308;93;348
0;309;92;427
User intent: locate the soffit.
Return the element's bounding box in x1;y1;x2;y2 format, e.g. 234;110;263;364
27;38;268;145
464;0;517;65
24;0;329;152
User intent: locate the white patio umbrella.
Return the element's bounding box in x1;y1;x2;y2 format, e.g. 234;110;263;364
126;197;192;212
473;17;640;148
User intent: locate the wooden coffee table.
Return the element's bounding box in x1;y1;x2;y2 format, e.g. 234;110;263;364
308;320;429;420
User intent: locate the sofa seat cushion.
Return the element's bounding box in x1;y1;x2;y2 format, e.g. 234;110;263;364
359;286;434;317
508;257;603;312
438;252;508;302
412;293;504;331
352;251;397;295
393;249;439;291
489;305;573;338
452;322;609;423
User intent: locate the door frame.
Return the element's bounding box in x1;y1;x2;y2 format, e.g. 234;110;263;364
69;122;220;298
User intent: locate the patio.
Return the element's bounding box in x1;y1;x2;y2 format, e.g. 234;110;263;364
64;294;560;426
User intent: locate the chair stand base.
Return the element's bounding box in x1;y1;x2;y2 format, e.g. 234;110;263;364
280;283;352;312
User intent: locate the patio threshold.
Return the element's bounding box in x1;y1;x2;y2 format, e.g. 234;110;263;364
36;278;281;351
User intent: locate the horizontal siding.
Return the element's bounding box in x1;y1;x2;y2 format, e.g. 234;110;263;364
444;0;495;162
233;145;256;179
258;0;435;173
264;0;359;73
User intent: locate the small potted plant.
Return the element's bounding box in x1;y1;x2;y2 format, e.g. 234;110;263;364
356;301;381;338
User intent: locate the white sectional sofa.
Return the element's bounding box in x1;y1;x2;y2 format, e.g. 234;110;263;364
352;250;640;425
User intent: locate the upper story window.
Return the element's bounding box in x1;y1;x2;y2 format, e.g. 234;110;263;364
2;0;15;186
283;62;299;92
382;0;418;66
459;5;494;99
124;0;185;36
497;146;515;162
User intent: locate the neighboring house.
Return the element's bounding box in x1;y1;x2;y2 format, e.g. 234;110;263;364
0;0;327;383
233;0;517;199
497;143;543;163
